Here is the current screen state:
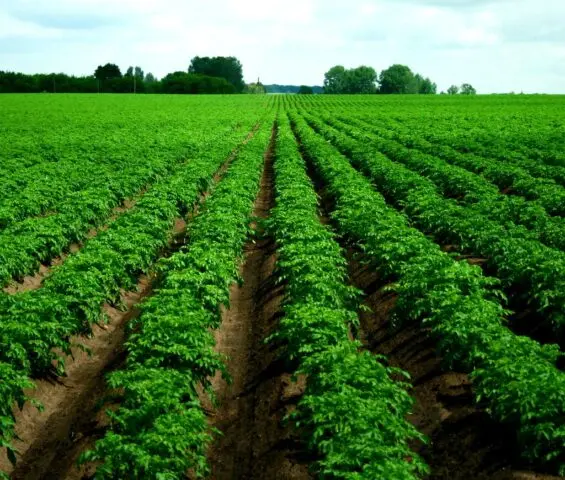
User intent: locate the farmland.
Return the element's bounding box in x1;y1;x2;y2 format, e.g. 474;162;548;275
1;93;565;479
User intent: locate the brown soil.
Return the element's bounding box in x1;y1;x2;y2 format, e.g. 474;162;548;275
347;253;561;480
3;198;140;295
0;273;153;479
295;124;561;480
0;124;262;479
207;126;312;480
4;123;262;297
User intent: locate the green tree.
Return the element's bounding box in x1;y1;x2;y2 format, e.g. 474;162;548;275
346;66;377;93
413;74;437;94
94;63;122;81
298;85;314;94
379;64;417;94
126;66;144;79
324;65;347;94
144;72;156;83
447;85;460;95
324;65;377;94
460;83;477;95
188;56;245;92
161;71;235;94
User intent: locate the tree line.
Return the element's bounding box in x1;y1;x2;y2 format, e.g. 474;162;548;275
324;64;476;95
0;57;476;95
0;57;245;94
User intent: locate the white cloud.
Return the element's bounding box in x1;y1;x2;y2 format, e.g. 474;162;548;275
0;0;564;92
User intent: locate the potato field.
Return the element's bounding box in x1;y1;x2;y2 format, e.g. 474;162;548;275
1;93;565;479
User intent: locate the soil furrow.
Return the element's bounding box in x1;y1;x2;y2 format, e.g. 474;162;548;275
3;197;141;295
0;124;261;479
208;126;311;480
296;129;559;480
350;255;560;480
3;123;260;296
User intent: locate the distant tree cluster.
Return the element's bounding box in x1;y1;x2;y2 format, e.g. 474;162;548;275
446;83;477;95
298;85;314;94
0;71;99;93
0;56;247;94
264;84;323;94
160;71;235;94
324;66;378;94
188;56;245;92
378;65;437;94
323;63;476;95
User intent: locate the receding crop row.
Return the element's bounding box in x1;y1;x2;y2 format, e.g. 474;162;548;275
290;112;565;475
381;114;565;184
0;124;253;474
270;114;428;479
80;122;272;479
0;122;250;288
345;115;565;216
0;96;265;225
302;113;565;338
320;115;565;253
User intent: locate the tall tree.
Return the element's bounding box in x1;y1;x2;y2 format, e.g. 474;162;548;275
188;56;245;92
94;63;122;81
447;85;460;95
460;83;477;95
125;66;144;79
378;64;417;94
415;75;437;94
346;66;377;93
144;72;157;83
324;65;347;94
324;65;377;94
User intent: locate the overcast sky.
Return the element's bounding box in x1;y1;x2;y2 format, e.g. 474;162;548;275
1;0;564;93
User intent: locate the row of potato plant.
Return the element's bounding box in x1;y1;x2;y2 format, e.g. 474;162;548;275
0;96;265;223
0;123;246;287
290;112;565;475
382;114;565;183
302;113;565;338
269;114;428;479
325;115;565;253
291;95;565;177
0;124;255;476
349;115;565;216
80;122;272;478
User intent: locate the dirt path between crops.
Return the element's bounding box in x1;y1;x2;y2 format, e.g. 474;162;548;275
3;123;260;296
0;125;261;480
2;197;141;295
207;125;312;480
348;252;561;480
293;119;561;480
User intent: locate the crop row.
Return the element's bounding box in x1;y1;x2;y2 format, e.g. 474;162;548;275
346;115;565;216
301;113;565;339
383;114;565;182
0;123;254;474
319;116;565;253
290;112;565;475
0;97;264;224
0;124;249;288
288;95;565;174
81;122;272;478
270;114;428;478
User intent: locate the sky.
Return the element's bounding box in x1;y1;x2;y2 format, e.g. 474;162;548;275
0;0;564;93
